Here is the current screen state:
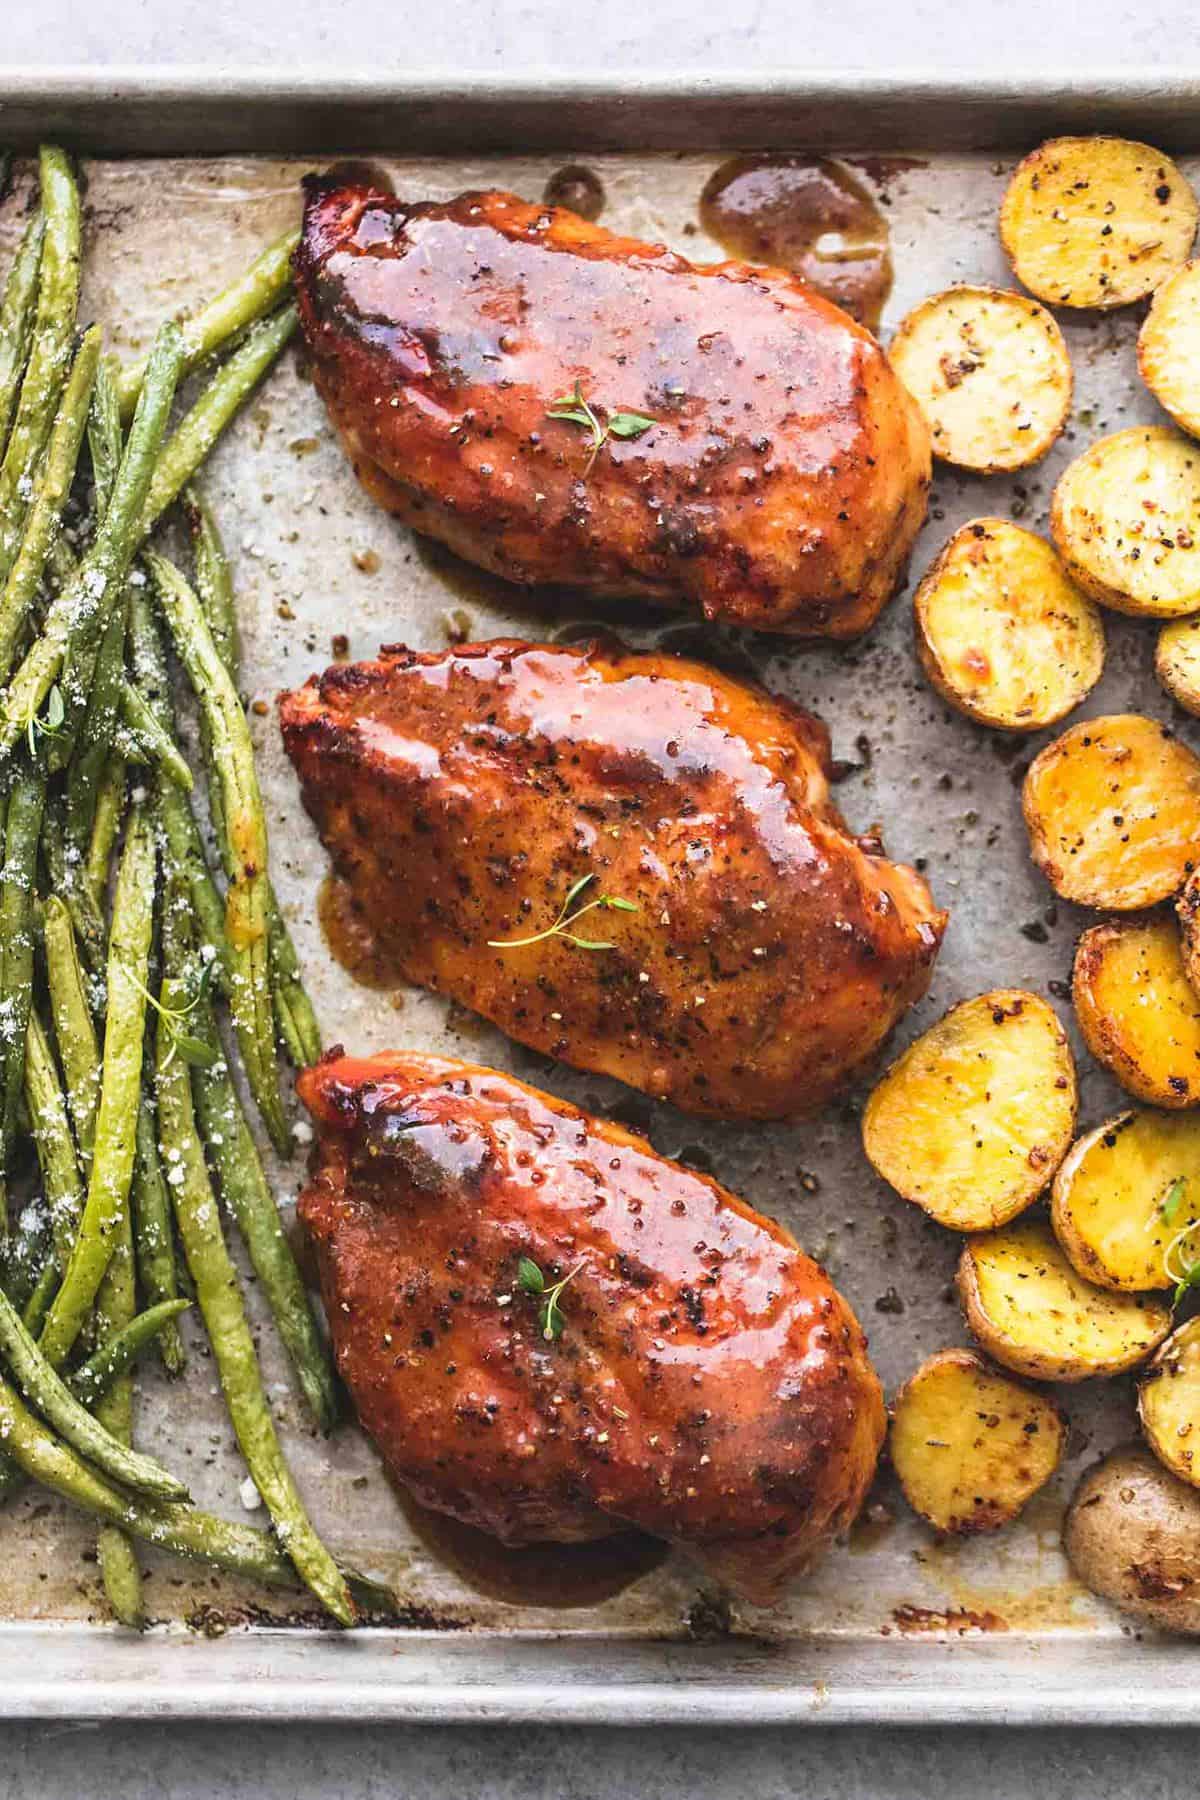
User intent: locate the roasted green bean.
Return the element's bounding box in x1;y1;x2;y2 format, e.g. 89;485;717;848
0;212;45;466
156;967;352;1623
42;895;100;1165
62;597;127;834
115;228;299;423
0;1281;187;1501
190;989;336;1432
86;356;123;516
147;550;286;1151
185;486;239;676
140;305;297;537
116;680;193;791
0;148;81;590
40;803;156;1367
0;326;101;685
130;1103;185;1376
0;765;47;1178
0;321;183;765
24;1009;85;1267
93;1177;145;1621
69;1298;190;1409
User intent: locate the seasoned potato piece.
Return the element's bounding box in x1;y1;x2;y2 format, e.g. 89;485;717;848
957;1217;1170;1382
1050;428;1200;618
914;519;1104;730
1052;1109;1200;1291
1065;1445;1200;1636
888;287;1071;472
1022;714;1200;909
1139;260;1200;439
1157;616;1200;717
999;137;1198;309
862;991;1076;1230
1140;1319;1200;1488
890;1348;1066;1534
1073;916;1200;1109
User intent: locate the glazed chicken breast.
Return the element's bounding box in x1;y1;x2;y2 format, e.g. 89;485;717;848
294;180;931;639
281;637;946;1120
297;1051;886;1605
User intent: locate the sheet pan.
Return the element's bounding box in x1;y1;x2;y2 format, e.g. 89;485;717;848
0;68;1196;1721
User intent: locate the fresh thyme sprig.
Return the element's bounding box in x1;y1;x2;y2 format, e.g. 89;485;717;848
123;954;218;1070
487;872;639;953
516;1255;587;1341
1160;1177;1199;1306
24;682;64;758
546;380;656;472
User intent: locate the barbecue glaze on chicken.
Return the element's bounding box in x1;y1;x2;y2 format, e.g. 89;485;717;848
294;180;931;639
297;1051;886;1604
280;638;945;1120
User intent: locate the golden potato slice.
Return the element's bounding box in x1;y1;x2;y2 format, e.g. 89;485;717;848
1157;616;1200;716
890;1348;1066;1534
914;519;1104;730
888;287;1071;472
999;137;1198;309
1073;916;1200;1108
1139;260;1200;439
862;991;1077;1231
957;1217;1170;1382
1140;1318;1200;1488
1022;714;1200;909
1050;428;1200;618
1065;1445;1200;1636
1052;1109;1200;1291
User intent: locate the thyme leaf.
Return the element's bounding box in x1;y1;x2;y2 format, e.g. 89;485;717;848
516;1257;546;1295
538;1258;586;1342
1161;1176;1188;1226
487;872;640;954
546;381;655;471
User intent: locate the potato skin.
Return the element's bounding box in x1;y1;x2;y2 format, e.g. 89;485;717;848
1064;1445;1200;1636
1051;1108;1200;1292
890;1347;1066;1535
1179;870;1200;999
1138;260;1200;440
1023;714;1200;911
1157;617;1200;718
913;518;1104;732
1051;428;1200;618
1073;917;1200;1110
956;1221;1170;1382
862;990;1076;1232
1000;137;1199;309
889;286;1071;473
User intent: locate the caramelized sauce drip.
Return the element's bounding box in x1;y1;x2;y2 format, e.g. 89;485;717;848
393;1480;666;1607
319;870;408;991
699;154;892;331
543;164;606;222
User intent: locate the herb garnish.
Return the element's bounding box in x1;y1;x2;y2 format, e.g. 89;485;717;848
516;1255;587;1341
546;380;656;472
1161;1176;1188;1226
124;956;219;1070
25;682;65;757
487;872;639;953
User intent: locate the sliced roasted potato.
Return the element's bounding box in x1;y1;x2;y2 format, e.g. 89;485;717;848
1138;260;1200;439
1157;616;1200;717
888;287;1071;472
913;519;1104;731
1050;428;1200;618
1022;714;1200;909
890;1347;1066;1534
1073;916;1200;1109
862;991;1076;1231
999;137;1198;309
957;1217;1170;1382
1065;1444;1200;1636
1140;1318;1200;1488
1052;1109;1200;1291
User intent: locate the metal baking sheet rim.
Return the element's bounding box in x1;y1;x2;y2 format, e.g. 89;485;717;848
1;67;1199;1726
